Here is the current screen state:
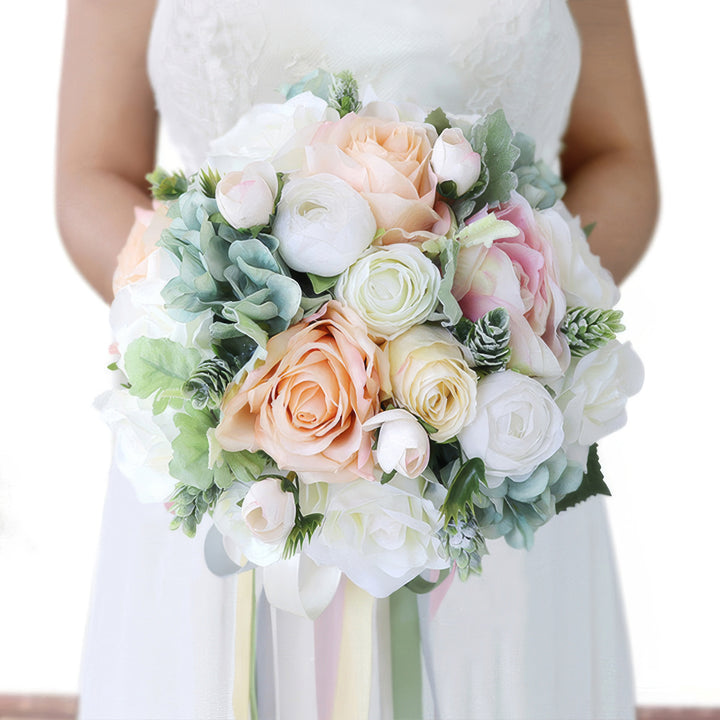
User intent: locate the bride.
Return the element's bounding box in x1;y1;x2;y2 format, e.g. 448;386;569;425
56;1;657;718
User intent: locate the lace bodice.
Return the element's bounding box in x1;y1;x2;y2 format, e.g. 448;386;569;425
148;0;580;172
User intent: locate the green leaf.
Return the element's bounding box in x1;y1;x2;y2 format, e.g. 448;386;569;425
583;222;597;238
307;272;341;294
124;338;202;403
199;166;222;198
436;239;463;326
168;409;215;490
146;167;188;200
424;107;451;135
223;450;265;485
441;457;486;527
328;70;361;117
283;512;324;558
556;444;610;513
380;470;397;485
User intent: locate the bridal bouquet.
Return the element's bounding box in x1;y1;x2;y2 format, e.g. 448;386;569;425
102;70;642;605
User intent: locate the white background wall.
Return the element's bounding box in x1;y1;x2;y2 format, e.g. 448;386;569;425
0;0;718;705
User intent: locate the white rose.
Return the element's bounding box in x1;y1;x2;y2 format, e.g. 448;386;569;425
554;341;643;464
215;161;278;229
110;248;213;373
96;389;178;503
458;371;564;487
305;475;448;597
335;245;440;340
214;479;296;567
537;201;620;309
273;173;377;276
363;409;430;479
431;127;483;195
208;92;338;173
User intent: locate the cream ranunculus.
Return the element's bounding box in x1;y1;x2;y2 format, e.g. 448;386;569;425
430;127;483;196
553;341;643;465
273;173;377;276
387;325;477;442
335;245;441;340
305;474;448;597
215;161;278;229
458;370;565;488
363;408;430;479
214;479;296;567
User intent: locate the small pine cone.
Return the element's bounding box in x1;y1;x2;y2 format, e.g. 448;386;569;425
563;306;625;357
456;308;511;372
184;357;238;409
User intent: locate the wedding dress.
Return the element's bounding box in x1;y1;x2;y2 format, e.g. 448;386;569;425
79;0;635;718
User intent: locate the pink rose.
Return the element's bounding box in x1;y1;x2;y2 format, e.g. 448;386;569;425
452;192;569;378
215;302;390;484
304;113;447;243
112;203;171;296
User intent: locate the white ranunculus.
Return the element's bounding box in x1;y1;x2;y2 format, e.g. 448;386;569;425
363;409;430;479
215;161;278;229
554;341;644;464
537;201;620;309
458;371;565;488
431;127;483;195
273;173;377;276
335;245;441;340
207;92;338;173
214;479;296;567
96;389;178;503
110;248;213;372
305;475;448;597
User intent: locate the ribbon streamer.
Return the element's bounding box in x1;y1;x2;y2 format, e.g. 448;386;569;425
331;581;375;720
390;587;423;720
232;570;257;720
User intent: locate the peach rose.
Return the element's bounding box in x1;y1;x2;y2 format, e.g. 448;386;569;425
112;204;171;295
304;113;447;243
215;301;390;484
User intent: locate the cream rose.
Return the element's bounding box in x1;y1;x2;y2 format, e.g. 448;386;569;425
273;173;377;276
215;301;389;484
363;408;430;479
215;161;278;229
431;127;483;196
214;481;295;567
458;371;565;487
335;245;441;340
305;475;448;597
387;325;477;442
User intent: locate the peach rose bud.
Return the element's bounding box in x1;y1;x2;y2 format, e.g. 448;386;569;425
431;128;483;196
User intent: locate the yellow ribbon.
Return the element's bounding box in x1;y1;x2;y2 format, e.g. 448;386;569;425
331;580;375;720
232;570;256;720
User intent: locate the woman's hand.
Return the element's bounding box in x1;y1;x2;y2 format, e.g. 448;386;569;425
56;0;158;303
564;0;659;284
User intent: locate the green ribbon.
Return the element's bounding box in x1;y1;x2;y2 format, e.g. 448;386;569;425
389;587;423;720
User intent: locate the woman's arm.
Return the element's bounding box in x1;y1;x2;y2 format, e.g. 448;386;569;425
563;0;659;284
56;0;158;303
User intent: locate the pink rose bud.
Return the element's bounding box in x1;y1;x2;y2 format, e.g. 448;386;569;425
215;160;278;229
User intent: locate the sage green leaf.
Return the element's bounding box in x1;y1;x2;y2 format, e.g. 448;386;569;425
424;107;451;135
436;239;463;326
556;444;610;513
281;68;333;100
441;457;486;527
168;409;215;490
125;338;201;401
307;272;341;294
223;449;266;485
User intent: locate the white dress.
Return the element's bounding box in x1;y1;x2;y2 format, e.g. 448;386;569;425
79;1;635;718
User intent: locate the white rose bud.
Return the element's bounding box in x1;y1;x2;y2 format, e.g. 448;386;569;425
214;479;296;567
273;173;377;276
363;409;430;479
431;127;483;196
215;161;278;229
458;371;564;487
335;245;441;340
